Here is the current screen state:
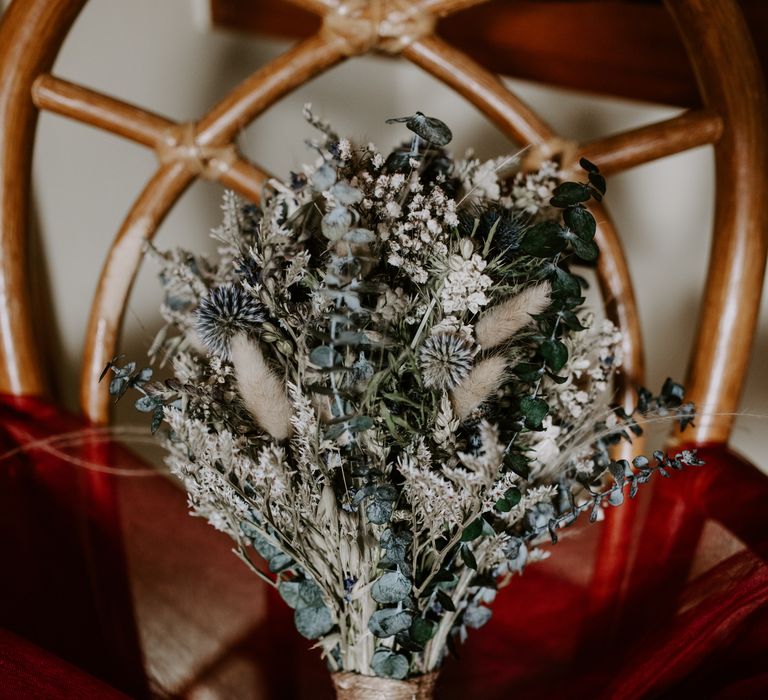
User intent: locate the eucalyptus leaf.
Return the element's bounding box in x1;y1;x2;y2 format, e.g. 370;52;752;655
520;396;549;429
463;605;492;629
321;207;352;241
109;376;128;396
579;157;599;173
570;236;599;261
134;395;157;413
460;544;478;569
331;181;363;205
310;163;337;191
520;221;565;257
436;589;456;612
344;228;375;243
309;345;339;368
371;571;411;604
371;649;409;680
541;339;568;372
410;617;437;645
114;361;137;378
563;206;596;240
150;406;164;434
550;182;591;207
368;608;413;638
295;605;334;639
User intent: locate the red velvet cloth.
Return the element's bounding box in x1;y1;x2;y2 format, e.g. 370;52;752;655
1;394;767;699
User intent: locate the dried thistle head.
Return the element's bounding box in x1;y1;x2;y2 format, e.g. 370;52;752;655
419;333;474;389
196;283;265;359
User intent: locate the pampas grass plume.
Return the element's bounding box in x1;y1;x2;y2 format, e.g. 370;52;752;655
475;282;551;350
451;355;507;420
231;333;293;440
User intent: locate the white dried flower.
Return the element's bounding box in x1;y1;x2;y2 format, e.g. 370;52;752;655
440;254;493;315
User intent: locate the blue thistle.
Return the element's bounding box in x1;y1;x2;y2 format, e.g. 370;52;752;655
195;283;265;359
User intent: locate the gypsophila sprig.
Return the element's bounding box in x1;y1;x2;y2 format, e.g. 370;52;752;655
103;110;703;684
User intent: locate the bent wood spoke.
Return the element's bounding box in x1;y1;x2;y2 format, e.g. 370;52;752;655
416;0;490;18
32;74;173;148
0;0;88;396
576;110;723;176
196;32;347;146
81;164;194;423
403;35;555;146
220;159;271;203
82;33;346;421
32;74;273;197
592;201;644;413
666;0;768;443
281;0;340;14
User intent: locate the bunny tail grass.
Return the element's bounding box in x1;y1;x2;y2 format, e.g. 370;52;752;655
450;355;507;421
231;333;293;440
475;282;551;350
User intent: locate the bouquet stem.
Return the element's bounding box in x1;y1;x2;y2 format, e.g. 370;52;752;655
332;672;439;700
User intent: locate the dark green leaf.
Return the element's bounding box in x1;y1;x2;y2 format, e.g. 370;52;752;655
661;377;685;407
513;362;544;382
560;310;587;331
461;517;484;542
563;206;596;240
520;396;549;429
570;236;599;261
410;617;437;645
550;267;582;298
541;339;568;372
436;589;456;612
460;544;477;569
588;171;607;195
494;497;512;513
579;157;599;173
550;182;591;207
521;221;566;257
504;487;522;507
504;453;530;479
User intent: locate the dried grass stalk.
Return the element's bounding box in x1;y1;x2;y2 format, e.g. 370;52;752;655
450;355;507;420
475;282;551;350
231;333;293;440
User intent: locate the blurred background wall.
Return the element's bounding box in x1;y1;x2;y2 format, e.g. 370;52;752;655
1;0;766;467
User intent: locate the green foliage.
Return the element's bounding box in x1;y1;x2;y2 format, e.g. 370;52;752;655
371;649;410;679
368;608;414;638
371;571;412;604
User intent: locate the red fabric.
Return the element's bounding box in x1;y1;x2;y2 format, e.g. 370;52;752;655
2;394;767;699
0;628;130;700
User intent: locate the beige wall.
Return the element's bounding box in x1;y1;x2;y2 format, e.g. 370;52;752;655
4;0;766;466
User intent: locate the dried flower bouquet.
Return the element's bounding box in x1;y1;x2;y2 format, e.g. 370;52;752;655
105;108;701;691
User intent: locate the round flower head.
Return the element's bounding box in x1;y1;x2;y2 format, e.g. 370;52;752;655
196;283;265;359
419;333;474;389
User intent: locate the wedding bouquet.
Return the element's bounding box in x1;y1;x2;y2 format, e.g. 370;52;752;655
105;107;701;695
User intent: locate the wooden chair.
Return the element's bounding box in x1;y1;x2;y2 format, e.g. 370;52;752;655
1;0;766;697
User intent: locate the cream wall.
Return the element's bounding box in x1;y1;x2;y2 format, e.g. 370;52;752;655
3;0;766;466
